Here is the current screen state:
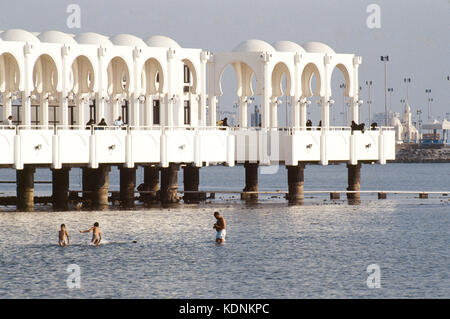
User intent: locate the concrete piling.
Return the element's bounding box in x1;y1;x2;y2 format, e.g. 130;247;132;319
52;167;70;210
241;162;258;201
120;166;136;208
160;163;180;204
183;164;200;203
16;165;35;211
140;166;159;205
378;192;387;199
347;162;361;203
286;164;305;205
82;167;93;207
82;165;110;210
330;192;340;200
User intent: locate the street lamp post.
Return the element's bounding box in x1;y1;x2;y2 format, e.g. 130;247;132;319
425;89;433;120
381;56;389;126
404;77;411;101
365;80;373;124
388;87;394;121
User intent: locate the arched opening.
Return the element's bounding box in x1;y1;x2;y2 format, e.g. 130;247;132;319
218;61;257;128
107;57;130;125
0;53;21;124
32;54;58;126
300;63;322;127
141;58;164;126
330;63;351;126
271;62;292;128
181;59;198;126
70;55;95;127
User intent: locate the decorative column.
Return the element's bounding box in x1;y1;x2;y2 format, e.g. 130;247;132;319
270;97;278;129
77;94;88;128
239;96;248;128
299;97;310;129
112;95;121;123
144;95;153;126
40;93;49;126
3;92;12;121
200;51;209;127
261;53;271;129
292;95;300;129
351;56;362;124
209;95;217;126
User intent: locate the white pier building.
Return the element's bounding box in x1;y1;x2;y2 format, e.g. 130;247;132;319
0;29;396;208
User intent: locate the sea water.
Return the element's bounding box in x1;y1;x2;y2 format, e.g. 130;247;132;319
0;163;448;298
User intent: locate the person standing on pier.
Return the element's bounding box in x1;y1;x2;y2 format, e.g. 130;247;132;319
80;222;102;246
58;224;70;247
114;116;123;128
213;212;226;243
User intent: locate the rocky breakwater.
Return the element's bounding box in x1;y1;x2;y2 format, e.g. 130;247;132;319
395;144;450;163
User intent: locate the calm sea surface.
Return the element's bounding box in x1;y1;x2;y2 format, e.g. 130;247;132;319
0;163;449;298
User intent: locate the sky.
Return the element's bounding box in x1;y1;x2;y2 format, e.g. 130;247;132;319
0;0;448;125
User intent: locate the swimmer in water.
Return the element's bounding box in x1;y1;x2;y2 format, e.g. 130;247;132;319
213;211;226;243
80;222;102;246
58;224;70;247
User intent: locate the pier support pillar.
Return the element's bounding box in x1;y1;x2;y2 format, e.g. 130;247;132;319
120;166;136;208
139;166;159;206
16;166;35;211
52;167;70;210
183;164;200;203
83;165;110;210
82;167;93;207
347;162;361;203
241;162;258;201
160;163;180;204
286;164;305;205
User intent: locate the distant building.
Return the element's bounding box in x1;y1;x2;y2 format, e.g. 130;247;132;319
250;105;261;127
388;101;420;143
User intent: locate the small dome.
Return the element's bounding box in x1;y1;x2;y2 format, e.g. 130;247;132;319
1;29;40;43
75;32;112;46
110;34;146;47
145;35;180;48
272;41;306;53
39;30;77;45
233;39;275;53
302;42;335;54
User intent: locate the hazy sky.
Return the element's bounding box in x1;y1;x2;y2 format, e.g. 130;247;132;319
1;0;448;124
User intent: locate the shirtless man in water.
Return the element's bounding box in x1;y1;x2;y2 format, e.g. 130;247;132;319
58;224;70;246
80;222;102;246
213;212;226;243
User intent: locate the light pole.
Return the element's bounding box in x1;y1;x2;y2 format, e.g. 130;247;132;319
388;87;394;121
365;80;373;124
416;109;422;132
425;89;433;120
381;56;389;125
403;77;411;101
